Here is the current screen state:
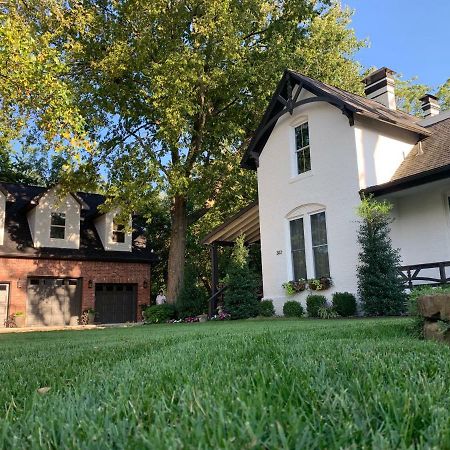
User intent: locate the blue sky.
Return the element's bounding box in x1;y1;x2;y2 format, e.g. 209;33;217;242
344;0;450;88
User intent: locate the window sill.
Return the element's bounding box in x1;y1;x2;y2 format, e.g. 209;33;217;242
289;171;314;185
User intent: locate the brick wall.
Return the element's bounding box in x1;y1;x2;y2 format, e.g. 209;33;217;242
0;257;151;322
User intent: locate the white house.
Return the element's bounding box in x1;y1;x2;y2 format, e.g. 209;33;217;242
205;67;450;314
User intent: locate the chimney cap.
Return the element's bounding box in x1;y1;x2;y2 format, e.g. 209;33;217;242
362;67;396;86
419;93;439;103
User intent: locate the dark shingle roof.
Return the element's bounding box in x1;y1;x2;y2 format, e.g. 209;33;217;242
363;117;450;196
0;182;157;263
241;70;430;169
391;118;450;181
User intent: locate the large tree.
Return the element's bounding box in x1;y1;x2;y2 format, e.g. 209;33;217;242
6;1;366;301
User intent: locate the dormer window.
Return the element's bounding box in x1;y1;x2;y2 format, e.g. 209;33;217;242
50;212;66;239
112;221;126;243
295;122;311;174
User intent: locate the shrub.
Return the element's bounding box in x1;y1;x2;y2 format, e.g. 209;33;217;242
357;197;407;315
224;236;259;319
306;295;327;318
176;266;208;319
332;292;357;317
283;301;304;318
259;300;275;317
143;304;177;324
318;306;340;319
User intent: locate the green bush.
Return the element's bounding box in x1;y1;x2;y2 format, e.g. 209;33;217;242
306;295;327;318
259;300;275;317
177;266;208;319
318;306;340;319
357;197;407;315
224;236;259;319
283;300;304;317
143;304;177;324
332;292;357;317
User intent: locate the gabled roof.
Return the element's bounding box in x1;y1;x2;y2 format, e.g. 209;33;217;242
0;182;157;263
363;117;450;196
241;70;430;170
26;184;89;211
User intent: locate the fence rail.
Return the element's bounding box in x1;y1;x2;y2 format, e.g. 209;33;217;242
398;261;450;289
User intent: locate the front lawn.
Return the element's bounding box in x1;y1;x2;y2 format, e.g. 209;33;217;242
1;318;450;449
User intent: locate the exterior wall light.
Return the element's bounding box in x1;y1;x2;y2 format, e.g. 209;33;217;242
143;280;148;289
88;279;93;289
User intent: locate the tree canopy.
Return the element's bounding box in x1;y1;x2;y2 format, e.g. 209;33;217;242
2;0;367;302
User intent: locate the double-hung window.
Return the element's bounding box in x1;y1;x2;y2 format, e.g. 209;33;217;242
310;212;330;278
290;218;307;280
295;122;311;175
289;211;330;279
50;212;66;239
112;220;126;243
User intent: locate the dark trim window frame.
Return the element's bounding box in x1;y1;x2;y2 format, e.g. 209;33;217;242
310;211;330;278
50;212;66;239
295;122;311;175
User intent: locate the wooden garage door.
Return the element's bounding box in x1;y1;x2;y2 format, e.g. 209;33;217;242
27;278;82;327
95;284;137;324
0;284;9;327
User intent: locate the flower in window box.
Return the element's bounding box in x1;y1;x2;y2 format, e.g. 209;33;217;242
282;279;307;295
308;277;332;291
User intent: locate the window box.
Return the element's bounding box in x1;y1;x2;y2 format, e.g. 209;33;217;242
308;277;333;291
282;279;307;295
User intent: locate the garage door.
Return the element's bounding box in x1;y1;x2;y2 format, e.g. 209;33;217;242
0;284;9;327
95;284;137;324
27;278;82;327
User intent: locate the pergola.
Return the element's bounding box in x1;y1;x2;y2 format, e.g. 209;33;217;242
201;201;260;315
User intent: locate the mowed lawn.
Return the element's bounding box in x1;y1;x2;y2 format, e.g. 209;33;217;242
1;319;450;449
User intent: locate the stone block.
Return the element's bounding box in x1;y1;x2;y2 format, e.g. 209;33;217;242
418;295;450;320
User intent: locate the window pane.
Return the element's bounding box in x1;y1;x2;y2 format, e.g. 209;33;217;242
51;213;66;226
292;250;307;280
313;246;330;278
113;231;126;243
297;147;311;174
311;212;327;246
311;212;330;278
50;226;65;239
301;122;309;147
295;122;309;149
290;218;304;251
290;218;307;280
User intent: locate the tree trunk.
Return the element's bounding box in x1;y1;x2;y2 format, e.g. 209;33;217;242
166;195;188;303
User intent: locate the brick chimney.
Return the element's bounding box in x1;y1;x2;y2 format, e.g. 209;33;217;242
420;94;440;117
362;67;396;110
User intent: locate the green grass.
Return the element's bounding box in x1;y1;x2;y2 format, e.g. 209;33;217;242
1;318;450;449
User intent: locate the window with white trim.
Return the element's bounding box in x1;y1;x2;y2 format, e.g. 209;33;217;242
289;210;330;279
295;122;311;174
310;212;330;278
112;220;126;243
290;218;307;280
50;212;66;239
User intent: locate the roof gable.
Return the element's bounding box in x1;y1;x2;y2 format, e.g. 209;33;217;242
241;70;430;170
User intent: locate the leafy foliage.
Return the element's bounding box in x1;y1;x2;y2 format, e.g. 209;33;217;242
143;304;177;324
332;292;357;317
223;236;259;320
317;306;340;319
282;301;304;318
176;266;208;319
357;197;407;316
306;295;327;318
258;300;275;317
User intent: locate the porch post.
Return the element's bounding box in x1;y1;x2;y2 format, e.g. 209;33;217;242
209;243;219;317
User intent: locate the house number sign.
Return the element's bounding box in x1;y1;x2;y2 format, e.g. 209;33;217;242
276;250;283;255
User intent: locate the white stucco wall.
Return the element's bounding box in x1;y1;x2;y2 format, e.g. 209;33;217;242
354;116;418;189
257;93;362;313
26;188;81;249
0;192;5;246
94;211;132;252
388;180;450;270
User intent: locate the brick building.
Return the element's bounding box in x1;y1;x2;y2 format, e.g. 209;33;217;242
0;183;157;326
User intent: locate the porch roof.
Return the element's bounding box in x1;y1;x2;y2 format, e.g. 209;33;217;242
202;201;260;246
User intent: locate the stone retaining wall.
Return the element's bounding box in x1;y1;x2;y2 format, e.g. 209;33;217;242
418;294;450;344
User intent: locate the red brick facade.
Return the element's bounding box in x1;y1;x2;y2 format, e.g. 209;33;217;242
0;257;151;323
